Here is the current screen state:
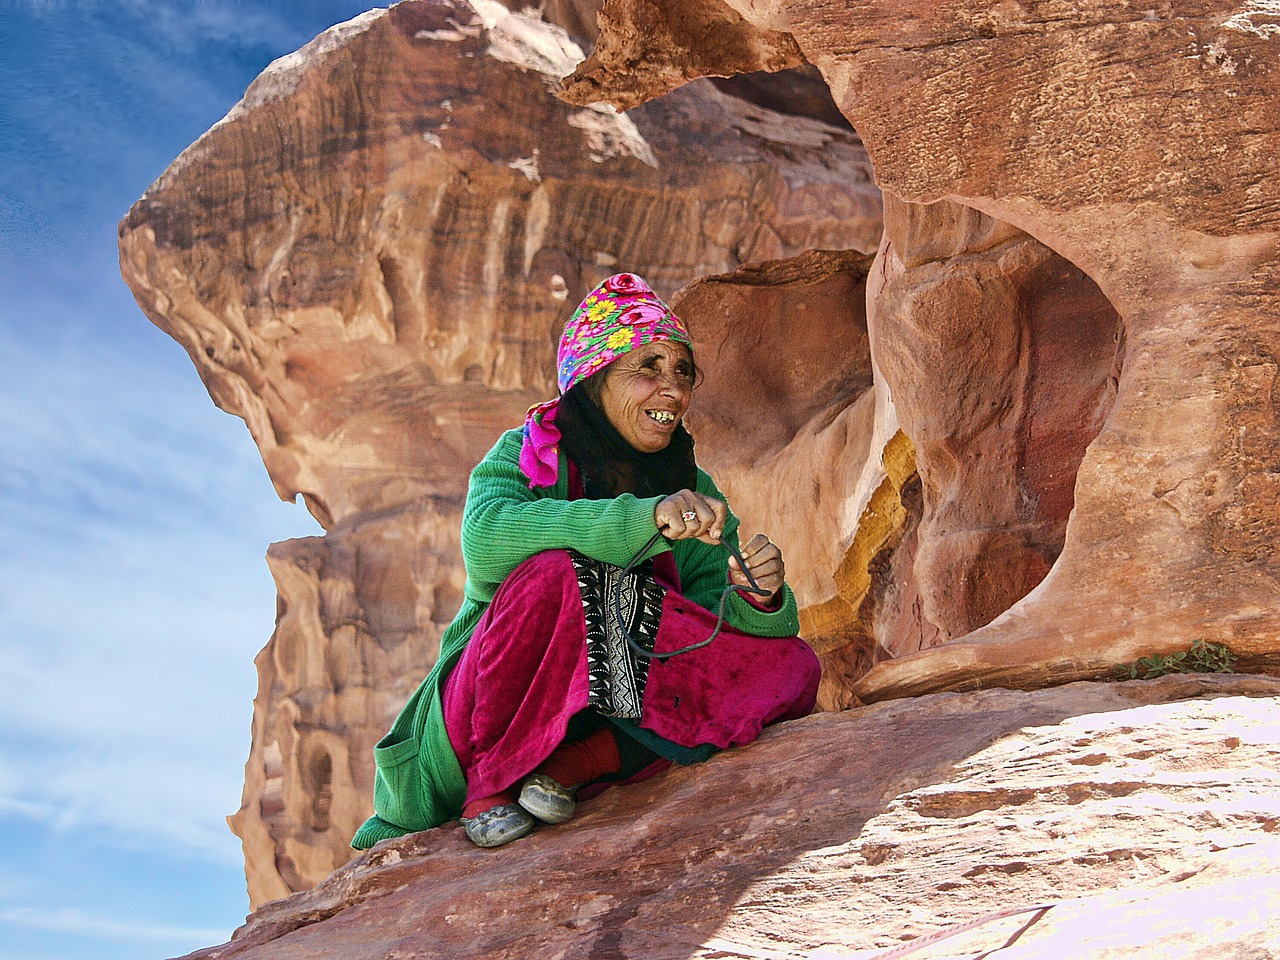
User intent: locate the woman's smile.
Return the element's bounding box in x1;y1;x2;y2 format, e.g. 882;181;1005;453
599;340;694;453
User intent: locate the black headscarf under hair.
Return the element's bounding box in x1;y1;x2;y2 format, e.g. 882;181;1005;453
556;380;697;500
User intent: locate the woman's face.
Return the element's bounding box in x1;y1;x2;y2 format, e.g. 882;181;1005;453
598;340;695;453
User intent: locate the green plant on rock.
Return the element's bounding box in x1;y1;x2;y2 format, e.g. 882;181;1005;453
1115;640;1237;680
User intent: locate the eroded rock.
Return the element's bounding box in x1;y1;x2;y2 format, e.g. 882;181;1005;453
118;0;880;901
564;0;1280;701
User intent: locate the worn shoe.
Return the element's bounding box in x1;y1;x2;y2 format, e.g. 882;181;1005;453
460;803;536;848
518;773;576;824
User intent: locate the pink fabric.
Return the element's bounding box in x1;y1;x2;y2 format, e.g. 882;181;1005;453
555;273;690;395
518;398;561;489
441;548;819;806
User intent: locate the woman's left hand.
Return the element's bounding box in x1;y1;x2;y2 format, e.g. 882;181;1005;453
728;534;785;602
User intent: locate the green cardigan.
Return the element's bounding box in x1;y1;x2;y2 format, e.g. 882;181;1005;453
351;428;798;848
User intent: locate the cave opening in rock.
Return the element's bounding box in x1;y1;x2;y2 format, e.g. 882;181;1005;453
303;747;335;833
864;209;1126;661
689;65;1128;699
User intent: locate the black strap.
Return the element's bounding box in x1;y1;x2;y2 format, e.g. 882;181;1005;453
615;531;772;662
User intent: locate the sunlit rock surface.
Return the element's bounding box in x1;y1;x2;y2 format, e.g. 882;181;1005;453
181;676;1280;959
564;0;1280;702
118;0;879;903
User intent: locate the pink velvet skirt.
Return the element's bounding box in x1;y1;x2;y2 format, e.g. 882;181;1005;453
442;548;820;806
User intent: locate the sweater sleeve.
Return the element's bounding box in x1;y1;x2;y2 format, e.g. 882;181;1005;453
460;430;670;602
671;469;800;638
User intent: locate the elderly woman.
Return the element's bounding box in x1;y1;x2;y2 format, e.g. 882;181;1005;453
352;274;820;850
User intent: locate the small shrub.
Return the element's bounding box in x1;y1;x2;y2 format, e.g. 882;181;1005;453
1114;640;1237;680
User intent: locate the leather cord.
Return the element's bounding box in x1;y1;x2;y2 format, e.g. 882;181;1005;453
615;530;772;662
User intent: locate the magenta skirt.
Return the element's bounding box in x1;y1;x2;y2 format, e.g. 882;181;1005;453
442;548;820;806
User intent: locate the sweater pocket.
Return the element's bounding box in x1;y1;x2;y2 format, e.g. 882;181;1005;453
372;732;431;831
370;677;466;832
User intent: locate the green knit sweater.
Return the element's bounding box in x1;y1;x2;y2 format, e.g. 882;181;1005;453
351;428;799;848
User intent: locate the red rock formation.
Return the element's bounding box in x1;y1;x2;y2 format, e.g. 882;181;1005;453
562;0;1280;701
869;195;1123;648
673;256;873;614
121;0;1280;934
180;675;1280;959
678;206;1124;710
118;0;880;902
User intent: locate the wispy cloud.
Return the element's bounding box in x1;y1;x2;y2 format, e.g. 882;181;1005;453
0;906;228;945
0;304;319;863
1;5;377;953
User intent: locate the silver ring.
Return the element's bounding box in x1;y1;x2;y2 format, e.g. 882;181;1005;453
681;510;698;522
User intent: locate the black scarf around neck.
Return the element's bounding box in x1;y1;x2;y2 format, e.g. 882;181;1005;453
556;383;697;500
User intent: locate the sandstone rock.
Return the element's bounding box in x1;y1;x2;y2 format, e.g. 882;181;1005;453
179;675;1280;959
563;0;1280;701
123;0;1280;934
866;195;1123;648
694;203;1125;711
118;0;880;901
565;0;805;111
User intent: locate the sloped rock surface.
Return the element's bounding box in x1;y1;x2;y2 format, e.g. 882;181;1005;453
181;675;1280;959
118;0;880;902
564;0;1280;700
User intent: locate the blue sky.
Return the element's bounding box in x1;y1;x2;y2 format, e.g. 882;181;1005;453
0;3;378;957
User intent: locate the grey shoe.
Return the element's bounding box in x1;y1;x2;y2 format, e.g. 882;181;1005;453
461;803;536;847
518;773;576;825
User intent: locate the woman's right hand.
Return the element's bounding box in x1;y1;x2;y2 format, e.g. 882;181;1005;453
655;490;728;544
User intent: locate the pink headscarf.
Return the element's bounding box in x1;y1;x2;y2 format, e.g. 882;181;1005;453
519;273;692;488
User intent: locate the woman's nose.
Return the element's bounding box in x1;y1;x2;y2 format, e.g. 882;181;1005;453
657;373;689;397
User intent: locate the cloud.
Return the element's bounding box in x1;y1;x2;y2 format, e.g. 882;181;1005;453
0;5;382;955
0;299;319;862
0;906;227;945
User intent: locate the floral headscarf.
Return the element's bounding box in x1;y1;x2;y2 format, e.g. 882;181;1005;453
520;273;692;488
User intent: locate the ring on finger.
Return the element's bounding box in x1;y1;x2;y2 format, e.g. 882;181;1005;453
681;510;698;522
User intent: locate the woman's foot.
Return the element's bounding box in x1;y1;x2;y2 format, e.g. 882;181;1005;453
460;798;535;848
520;725;621;826
518;773;576;824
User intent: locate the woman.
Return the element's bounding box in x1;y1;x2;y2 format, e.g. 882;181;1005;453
352;273;820;850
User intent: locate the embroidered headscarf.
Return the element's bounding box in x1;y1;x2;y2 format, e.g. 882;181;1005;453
520;273;692;488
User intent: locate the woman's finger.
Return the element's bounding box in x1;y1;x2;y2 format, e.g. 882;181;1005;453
686;493;726;543
736;533;767;560
656;490;726;541
731;534;784;595
706;498;728;542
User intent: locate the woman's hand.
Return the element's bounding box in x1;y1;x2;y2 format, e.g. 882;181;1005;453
655;490;728;545
728;534;785;602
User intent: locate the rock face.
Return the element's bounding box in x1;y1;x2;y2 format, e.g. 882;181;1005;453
121;0;1280;932
563;0;1280;700
180;675;1280;959
118;0;879;903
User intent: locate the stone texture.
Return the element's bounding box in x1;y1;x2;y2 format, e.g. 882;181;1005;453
117;0;880;902
562;0;1280;702
121;0;1280;938
565;0;805;111
179;675;1280;959
672;251;875;648
866;196;1123;650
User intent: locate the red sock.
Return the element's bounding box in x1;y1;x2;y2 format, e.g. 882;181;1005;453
535;727;621;788
462;789;517;820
